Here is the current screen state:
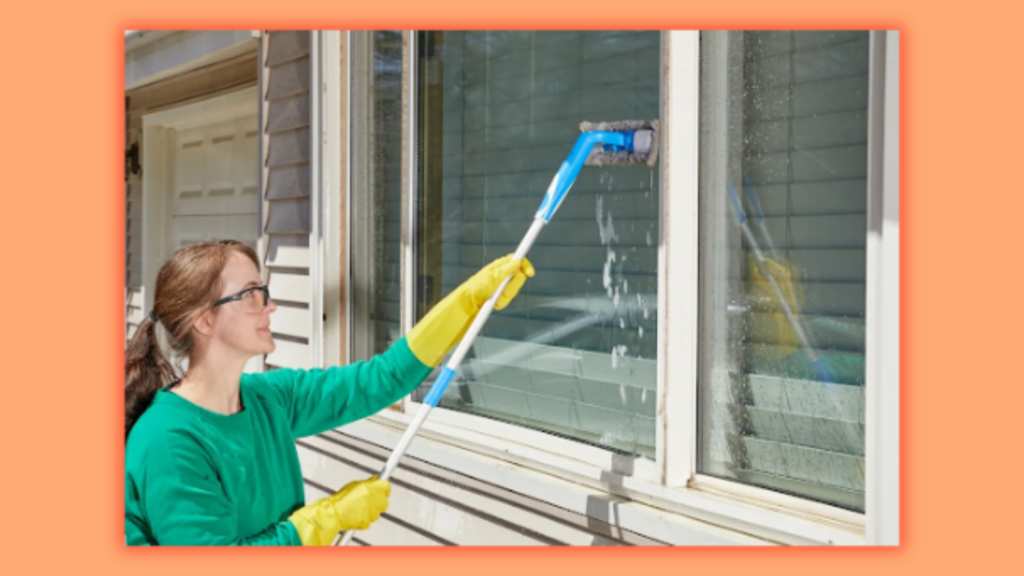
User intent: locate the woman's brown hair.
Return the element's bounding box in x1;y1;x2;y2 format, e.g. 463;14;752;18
124;240;260;441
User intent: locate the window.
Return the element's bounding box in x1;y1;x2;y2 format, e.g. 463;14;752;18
697;31;869;511
346;30;896;542
409;31;662;458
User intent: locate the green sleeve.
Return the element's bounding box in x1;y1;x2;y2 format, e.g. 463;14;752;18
249;336;433;439
138;430;302;546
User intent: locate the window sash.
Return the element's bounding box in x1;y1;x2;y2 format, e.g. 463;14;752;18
405;30;665;460
398;30;668;483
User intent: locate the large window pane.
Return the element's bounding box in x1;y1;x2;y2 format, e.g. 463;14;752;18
350;31;404;360
412;31;661;458
698;31;869;511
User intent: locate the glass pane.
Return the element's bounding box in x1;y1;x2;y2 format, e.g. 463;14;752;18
412;31;661;458
697;31;869;511
350;31;404;360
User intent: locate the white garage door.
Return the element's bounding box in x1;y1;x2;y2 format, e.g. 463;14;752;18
169;114;260;253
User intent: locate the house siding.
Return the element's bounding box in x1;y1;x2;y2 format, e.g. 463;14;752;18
298;431;668;545
261;31;315;369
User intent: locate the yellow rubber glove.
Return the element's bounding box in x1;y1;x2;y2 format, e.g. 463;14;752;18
407;254;535;367
288;477;390;546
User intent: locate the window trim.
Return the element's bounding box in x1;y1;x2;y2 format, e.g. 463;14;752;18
399;30;418;414
864;30;900;546
364;408;865;545
344;29;899;545
318;30;344;369
660;30;701;488
309;31;323;369
341;31;353;366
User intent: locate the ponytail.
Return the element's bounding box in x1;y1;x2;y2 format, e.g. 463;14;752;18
124;240;261;441
125;314;177;441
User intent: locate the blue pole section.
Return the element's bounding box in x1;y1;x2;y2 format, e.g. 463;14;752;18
535;131;627;222
422;367;456;407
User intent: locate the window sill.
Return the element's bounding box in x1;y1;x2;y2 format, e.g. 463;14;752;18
347;410;866;545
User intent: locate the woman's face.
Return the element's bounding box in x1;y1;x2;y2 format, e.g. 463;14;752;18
209;251;277;358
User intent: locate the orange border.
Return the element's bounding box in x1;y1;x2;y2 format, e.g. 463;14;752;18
6;0;1013;574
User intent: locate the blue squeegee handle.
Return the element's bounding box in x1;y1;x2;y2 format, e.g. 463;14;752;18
535;131;627;222
419;133;632;413
425;132;630;409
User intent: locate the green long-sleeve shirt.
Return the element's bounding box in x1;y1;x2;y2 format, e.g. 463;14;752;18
125;337;432;546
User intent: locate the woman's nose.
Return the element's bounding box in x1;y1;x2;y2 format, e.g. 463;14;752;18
265;298;278;313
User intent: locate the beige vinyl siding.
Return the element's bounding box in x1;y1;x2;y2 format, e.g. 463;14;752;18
297;431;667;546
261;31;314;370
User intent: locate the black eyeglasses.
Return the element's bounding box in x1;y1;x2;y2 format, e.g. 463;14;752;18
213;285;271;313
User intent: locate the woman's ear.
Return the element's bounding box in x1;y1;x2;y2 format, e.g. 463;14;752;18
192;308;215;339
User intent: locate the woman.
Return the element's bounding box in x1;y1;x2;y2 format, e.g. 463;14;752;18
125;240;534;545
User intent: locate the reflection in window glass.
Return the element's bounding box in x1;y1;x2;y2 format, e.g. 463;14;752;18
698;31;868;511
412;31;661;458
350;31;404;360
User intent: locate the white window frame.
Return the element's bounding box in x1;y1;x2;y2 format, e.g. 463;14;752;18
314;30;345;368
351;30;897;546
864;30;900;546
